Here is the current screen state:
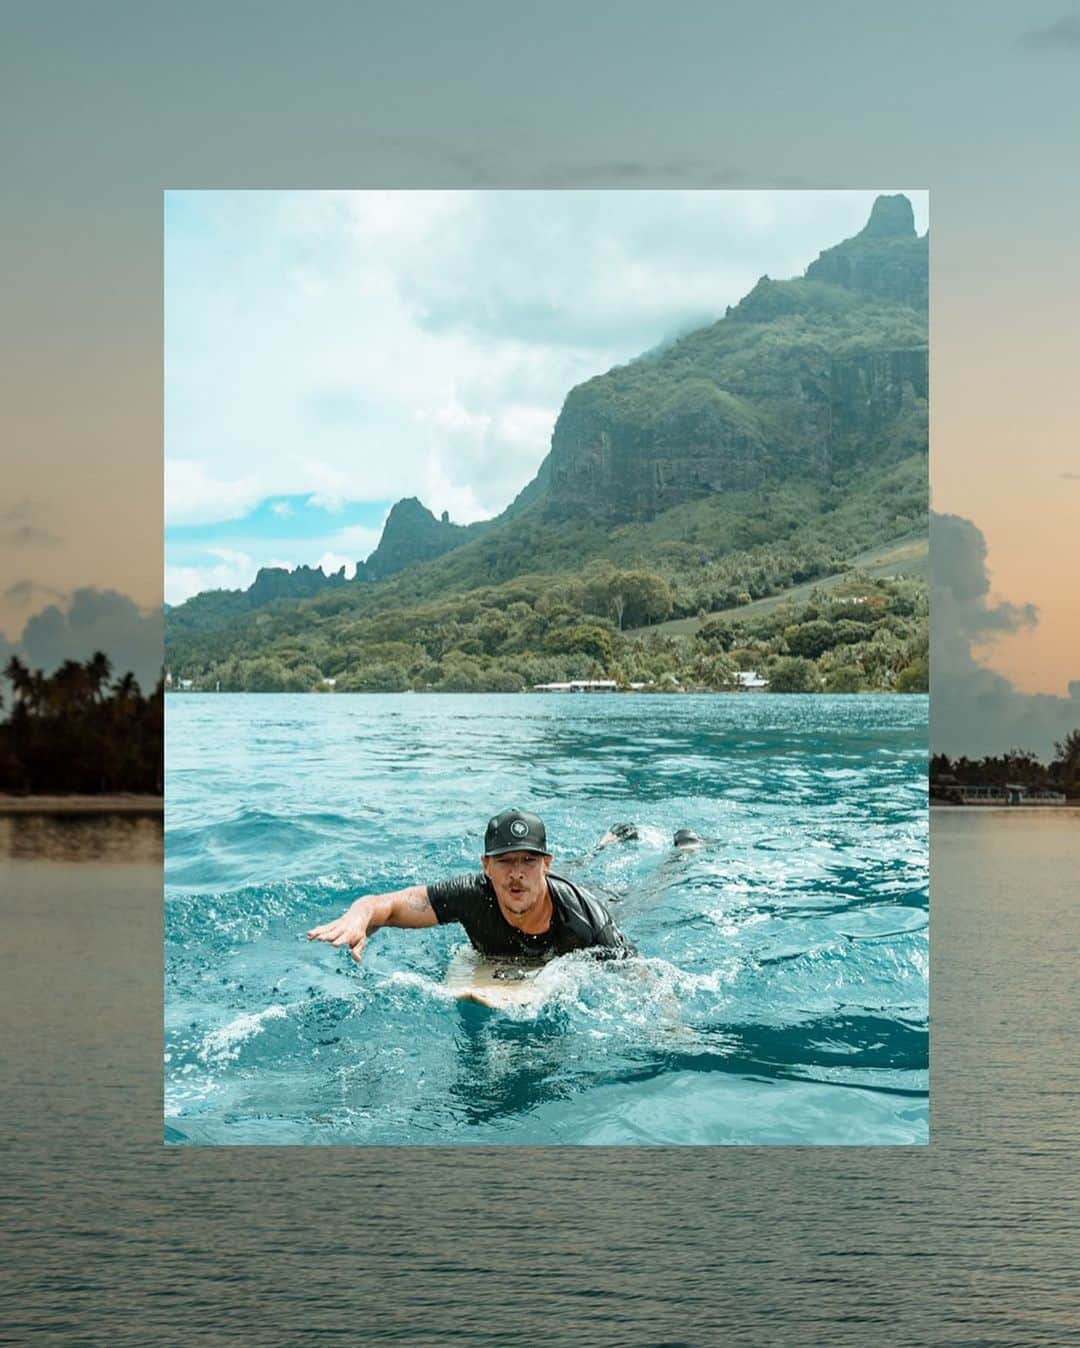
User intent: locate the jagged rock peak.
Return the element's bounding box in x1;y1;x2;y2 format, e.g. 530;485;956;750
247;562;347;606
859;194;916;239
356;496;468;582
383;496;438;526
803;193;926;309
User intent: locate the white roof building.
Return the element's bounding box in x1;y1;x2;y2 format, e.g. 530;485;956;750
532;679;618;693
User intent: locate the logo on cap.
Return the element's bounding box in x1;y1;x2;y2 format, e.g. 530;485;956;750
510;819;529;838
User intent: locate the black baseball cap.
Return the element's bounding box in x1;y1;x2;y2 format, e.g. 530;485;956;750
484;808;549;857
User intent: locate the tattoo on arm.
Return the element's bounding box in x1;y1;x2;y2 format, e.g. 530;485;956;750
407;891;433;914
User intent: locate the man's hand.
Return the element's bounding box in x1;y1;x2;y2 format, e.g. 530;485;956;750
306;886;436;963
306;898;375;962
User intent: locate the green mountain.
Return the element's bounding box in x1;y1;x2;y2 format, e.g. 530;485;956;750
544;194;925;522
165;194;928;694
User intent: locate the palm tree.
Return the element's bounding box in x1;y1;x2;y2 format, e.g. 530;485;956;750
4;654;31;707
114;670;141;700
53;659;91;712
86;651;113;704
27;669;48;718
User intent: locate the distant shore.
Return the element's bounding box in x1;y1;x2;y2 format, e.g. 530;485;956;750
0;794;164;816
929;802;1078;811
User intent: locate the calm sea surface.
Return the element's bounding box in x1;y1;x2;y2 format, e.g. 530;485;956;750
3;726;1077;1343
163;693;927;1145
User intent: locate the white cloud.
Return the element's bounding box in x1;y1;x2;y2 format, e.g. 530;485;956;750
931;512;1079;760
165;554;257;605
340;189;469;249
326;522;385;561
315;552;357;579
419;455;489;526
166;460;265;527
305;492;347;514
206;546;256;568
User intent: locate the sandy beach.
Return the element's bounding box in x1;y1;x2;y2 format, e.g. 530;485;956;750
0;794;164;816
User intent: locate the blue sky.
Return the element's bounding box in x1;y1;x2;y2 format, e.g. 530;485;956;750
164;495;393;605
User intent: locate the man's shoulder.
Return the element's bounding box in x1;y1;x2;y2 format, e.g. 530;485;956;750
547;873;613;926
547;871;599;901
547;872;632;955
427;871;492;920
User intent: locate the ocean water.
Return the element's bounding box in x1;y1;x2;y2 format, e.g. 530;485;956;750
164;693;928;1145
3;803;1077;1342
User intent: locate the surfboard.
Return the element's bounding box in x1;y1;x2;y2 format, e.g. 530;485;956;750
443;946;550;1011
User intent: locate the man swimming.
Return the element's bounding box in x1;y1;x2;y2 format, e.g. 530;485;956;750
306;808;634;963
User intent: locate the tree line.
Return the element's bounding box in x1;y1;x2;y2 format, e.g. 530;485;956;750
931;734;1080;799
164;567;927;695
0;654;163;794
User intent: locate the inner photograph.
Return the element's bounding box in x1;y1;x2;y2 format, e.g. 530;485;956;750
163;189;929;1145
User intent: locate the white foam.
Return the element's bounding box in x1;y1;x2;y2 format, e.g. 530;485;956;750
386;951;741;1024
198;1003;289;1063
385;969;458;1001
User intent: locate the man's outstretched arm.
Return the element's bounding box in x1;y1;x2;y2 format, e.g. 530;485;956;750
306;885;437;963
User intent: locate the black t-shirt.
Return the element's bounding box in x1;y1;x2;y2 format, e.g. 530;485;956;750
426;871;634;961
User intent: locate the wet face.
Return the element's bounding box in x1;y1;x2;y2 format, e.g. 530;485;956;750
482;850;552;918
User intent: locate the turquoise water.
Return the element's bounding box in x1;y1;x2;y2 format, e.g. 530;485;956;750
164;693;928;1144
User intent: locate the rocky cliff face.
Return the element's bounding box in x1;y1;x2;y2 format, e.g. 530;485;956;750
547;380;771;522
543;194;927;522
829;347;928;462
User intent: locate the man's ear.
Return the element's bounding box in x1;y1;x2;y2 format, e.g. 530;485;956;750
481;856;492;878
541;854;552;874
